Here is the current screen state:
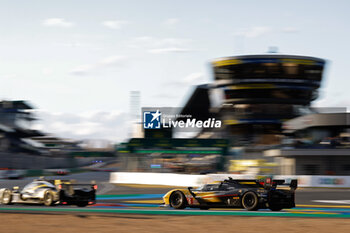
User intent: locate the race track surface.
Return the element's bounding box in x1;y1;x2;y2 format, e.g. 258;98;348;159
2;172;350;218
2;213;349;233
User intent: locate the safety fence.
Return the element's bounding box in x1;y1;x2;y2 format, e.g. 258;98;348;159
110;172;350;188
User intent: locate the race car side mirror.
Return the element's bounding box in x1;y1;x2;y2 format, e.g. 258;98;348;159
290;179;298;190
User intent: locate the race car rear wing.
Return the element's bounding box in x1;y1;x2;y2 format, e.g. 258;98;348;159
53;180;97;190
223;177;297;190
33;179;98;190
260;178;298;191
51;179;96;185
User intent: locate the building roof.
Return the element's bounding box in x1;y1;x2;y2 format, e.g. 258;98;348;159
283;113;350;133
31;136;77;145
0;100;34;110
212;54;326;67
265;148;350;157
178;84;212;121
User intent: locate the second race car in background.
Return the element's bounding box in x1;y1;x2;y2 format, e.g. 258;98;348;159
0;178;97;207
163;177;297;211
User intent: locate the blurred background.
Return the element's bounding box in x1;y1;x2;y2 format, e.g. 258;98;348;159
1;0;350;178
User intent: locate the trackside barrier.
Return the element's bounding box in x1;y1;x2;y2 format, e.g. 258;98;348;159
206;174;256;182
0;170;26;179
110;172;207;187
0;169;86;179
273;175;311;188
109;172;257;187
110;172;350;188
0;170;6;179
274;175;350;188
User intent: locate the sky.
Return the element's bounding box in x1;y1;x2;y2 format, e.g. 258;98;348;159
0;0;349;142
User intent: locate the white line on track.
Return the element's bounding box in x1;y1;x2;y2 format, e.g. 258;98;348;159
312;200;350;204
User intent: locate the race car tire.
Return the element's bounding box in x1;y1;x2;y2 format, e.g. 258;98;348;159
1;189;12;205
43;191;54;206
76;202;88;207
269;205;282;211
242;191;259;211
170;191;187;209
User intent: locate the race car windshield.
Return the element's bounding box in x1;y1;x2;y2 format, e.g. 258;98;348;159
196;184;221;191
22;183;37;191
23;181;55;191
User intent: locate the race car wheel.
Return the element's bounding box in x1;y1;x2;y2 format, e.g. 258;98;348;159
76;202;88;207
170;191;187;209
1;189;12;205
43;191;54;206
242;191;259;211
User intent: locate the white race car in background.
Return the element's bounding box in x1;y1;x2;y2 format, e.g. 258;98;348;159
0;178;97;207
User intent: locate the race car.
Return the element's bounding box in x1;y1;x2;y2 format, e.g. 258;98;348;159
0;178;97;207
163;177;297;211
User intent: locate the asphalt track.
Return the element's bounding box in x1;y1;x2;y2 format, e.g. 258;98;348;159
2;172;350;218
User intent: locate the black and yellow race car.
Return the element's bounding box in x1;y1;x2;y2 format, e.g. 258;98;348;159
163;178;297;211
0;178;97;207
